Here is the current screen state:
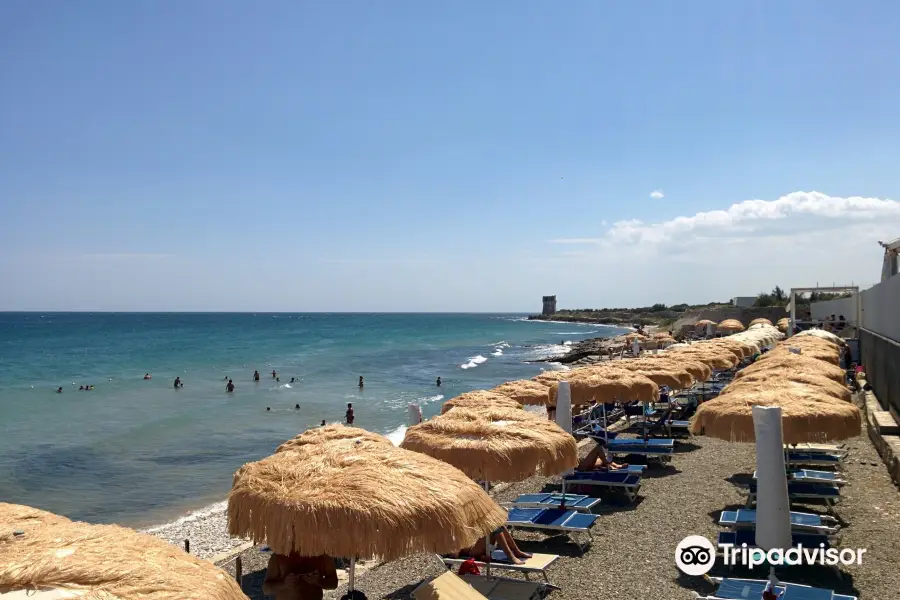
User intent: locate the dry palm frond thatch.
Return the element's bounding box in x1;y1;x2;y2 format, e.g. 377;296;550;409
605;359;694;389
749;318;773;327
0;503;247;600
777;318;791;332
665;347;739;370
718;371;851;402
548;368;659;405
694;319;716;329
441;390;522;414
717;319;745;333
490;379;551;406
276;424;392;453
401;407;577;482
793;329;846;347
690;388;860;444
735;352;846;384
228;438;506;560
763;343;841;367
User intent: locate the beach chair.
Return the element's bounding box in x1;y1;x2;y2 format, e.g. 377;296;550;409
509;492;600;513
505;507;597;551
753;469;848;487
439;550;560;585
413;571;489;600
785;451;844;468
718;509;840;534
460;574;545;600
746;481;841;509
627;409;691;437
600;437;675;462
717;530;832;552
693;576;857;600
786;443;848;455
562;469;642;503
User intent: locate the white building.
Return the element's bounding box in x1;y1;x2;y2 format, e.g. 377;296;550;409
732;296;756;308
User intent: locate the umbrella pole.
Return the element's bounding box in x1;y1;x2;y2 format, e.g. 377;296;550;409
483;480;491;579
348;556;356;593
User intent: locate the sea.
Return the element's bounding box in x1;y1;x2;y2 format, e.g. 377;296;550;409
0;313;628;529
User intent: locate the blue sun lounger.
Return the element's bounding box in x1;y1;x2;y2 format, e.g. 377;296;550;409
747;481;841;509
601;437;675;462
717;530;832;551
753;469;848;486
718;509;840;534
505;507;597;551
562;470;642;502
786;452;843;468
509;492;600;512
694;576;857;600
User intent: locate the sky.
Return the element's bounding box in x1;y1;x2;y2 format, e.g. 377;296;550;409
2;1;899;312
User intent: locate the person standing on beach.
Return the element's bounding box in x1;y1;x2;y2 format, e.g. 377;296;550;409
345;403;354;425
226;379;235;393
262;553;338;600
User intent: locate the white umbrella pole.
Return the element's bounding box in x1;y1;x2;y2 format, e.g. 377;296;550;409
753;406;792;566
348;556;356;593
602;402;608;444
556;381;572;434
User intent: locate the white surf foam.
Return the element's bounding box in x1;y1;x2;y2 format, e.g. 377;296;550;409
460;355;488;369
386;424;407;446
492;349;503;356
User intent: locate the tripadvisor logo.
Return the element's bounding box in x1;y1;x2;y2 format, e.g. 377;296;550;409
675;535;866;575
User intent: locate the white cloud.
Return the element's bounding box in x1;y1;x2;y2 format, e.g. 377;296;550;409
650;189;665;199
548;238;603;245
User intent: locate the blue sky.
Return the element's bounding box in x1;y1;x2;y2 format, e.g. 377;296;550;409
2;1;899;311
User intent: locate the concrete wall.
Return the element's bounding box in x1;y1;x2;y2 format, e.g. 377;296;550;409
810;296;859;323
860;275;900;342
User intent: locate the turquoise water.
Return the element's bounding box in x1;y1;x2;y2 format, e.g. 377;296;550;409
0;313;627;527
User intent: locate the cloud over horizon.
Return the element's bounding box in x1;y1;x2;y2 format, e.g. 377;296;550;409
649;190;665;199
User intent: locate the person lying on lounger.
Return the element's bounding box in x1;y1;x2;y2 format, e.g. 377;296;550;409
456;526;532;565
578;442;628;471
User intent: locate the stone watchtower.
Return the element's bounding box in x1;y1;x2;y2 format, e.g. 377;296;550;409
542;295;557;316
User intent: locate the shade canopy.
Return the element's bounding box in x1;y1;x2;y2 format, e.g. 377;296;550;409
548;368;659;406
228;438;506;560
765;344;840;367
275;424;392;453
793;329;846;347
0;504;247;600
690;388;861;444
532;369;582;388
707;338;756;359
639;355;712;382
718;319;745;332
440;390;522;414
694;319;716;328
749;318;773;327
489;380;551;406
606;359;694;390
720;371;851;403
624;333;647;342
665;347;739;370
777;318;791;332
739;352;845;383
401;408;577;482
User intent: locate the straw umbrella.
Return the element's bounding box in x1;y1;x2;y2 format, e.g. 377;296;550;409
228;438;506;591
690;387;861;444
735;352;846;384
624;332;647;342
603;359;694;390
532;368;587;394
707;338;757;360
694;319;716;329
490;379;551;406
441;390;522;414
665;347;740;371
776;318;790;333
639;354;713;383
749;318;773;327
793;329;845;347
0;503;247;600
718;319;745;333
718;374;852;403
401;408;578;482
276;424;392;453
547;367;659;406
765;343;841;367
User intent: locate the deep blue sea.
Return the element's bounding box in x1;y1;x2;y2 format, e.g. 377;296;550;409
0;313;628;528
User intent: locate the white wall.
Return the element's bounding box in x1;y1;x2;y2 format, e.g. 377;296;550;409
810;296;859;323
860;275;900;342
733;297;756;308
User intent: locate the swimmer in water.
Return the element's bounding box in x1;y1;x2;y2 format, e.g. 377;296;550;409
358;376;364;388
436;376;441;387
79;385;84;390
57;386;63;393
276;377;280;383
320;420;326;426
143;373;151;380
253;370;260;381
226;379;235;393
174;376;182;389
272;370;277;379
294;403;300;409
345;403;355;425
266;406;271;412
290;377;295;383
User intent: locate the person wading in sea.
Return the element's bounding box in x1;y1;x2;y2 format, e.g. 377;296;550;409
345;403;354;425
226;379;235;393
262;553;338;600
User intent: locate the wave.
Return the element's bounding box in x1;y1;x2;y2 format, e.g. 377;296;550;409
491;341;511;348
492;349;503;356
553;330;599;335
460;355;488;369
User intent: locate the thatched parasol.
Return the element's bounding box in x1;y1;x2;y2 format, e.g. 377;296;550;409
275;424;392;453
694;319;716;328
776;318;791;332
605;359;694;390
548;368;659;406
665;347;739;370
690;388;861;444
401;408;578;482
532;368;585;388
762;343;841;367
735;352;846;384
637;354;712;382
718;372;851;403
0;503;247;600
718;319;745;332
440;390;522;414
228;438;506;561
489;379;551;406
707;338;757;359
793;329;845;347
749;318;773;327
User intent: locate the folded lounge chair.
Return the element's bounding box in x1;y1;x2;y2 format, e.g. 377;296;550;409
718;509;839;534
439;550;560;584
562;470;642;503
786;443;848;455
717;530;832;551
785;452;844;468
693;576;857;600
509;492;600;512
746;481;841;509
505;507;597;551
753;469;848;487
